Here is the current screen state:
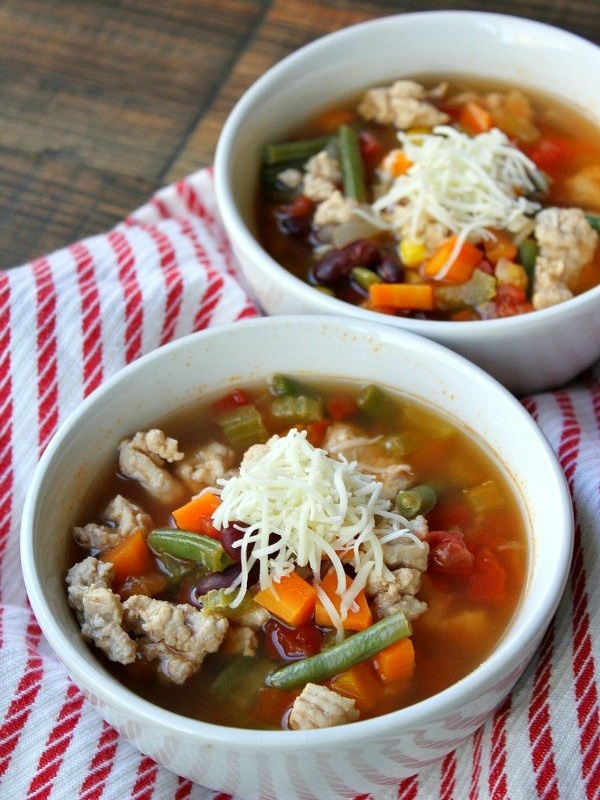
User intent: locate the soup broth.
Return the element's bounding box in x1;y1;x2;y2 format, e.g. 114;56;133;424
257;75;600;320
66;377;527;730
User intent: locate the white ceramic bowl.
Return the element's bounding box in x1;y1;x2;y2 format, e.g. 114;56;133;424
21;316;572;800
214;11;600;396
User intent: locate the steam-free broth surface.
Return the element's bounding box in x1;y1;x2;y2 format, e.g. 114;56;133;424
66;377;527;730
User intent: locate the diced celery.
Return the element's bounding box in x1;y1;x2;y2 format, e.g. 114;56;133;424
357;384;393;419
271;394;324;423
217;404;269;449
434;268;497;310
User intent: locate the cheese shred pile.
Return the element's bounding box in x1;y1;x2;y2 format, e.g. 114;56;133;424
372;125;541;276
211;429;417;629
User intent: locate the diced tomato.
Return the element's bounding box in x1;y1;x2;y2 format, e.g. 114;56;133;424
276;194;315;237
359;130;384;166
306;418;329;448
466;547;507;603
212;388;251;415
489;284;534;318
427;530;474;575
524;136;572;176
327;394;359;421
263;619;323;661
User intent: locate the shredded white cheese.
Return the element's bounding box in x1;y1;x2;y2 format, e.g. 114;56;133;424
211;429;417;632
372;125;541;277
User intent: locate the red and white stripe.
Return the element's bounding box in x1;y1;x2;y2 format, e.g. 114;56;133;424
0;168;598;800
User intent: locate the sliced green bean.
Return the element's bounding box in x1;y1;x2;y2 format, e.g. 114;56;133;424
262;136;331;166
351;266;382;291
271;395;324;423
586;213;600;233
338;124;367;203
517;237;539;292
269;374;304;397
266;610;412;690
217;404;269;449
148;529;234;572
357;384;393;420
396;485;437;519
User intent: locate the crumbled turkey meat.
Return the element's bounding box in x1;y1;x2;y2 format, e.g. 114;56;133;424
65;556;115;615
80;587;137;664
118;429;186;505
366;532;430;621
313;190;359;228
288;682;359;730
72;494;152;553
532;207;598;310
322;422;412;499
358;80;449;130
302;151;342;202
65;557;136;664
365;565;427;621
220;626;258;657
175;440;236;493
123;596;228;685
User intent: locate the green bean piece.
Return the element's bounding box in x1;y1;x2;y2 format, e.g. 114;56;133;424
200;588;260;619
357;384;393;419
271;394;324;423
396;485;437;519
517;237;539;291
148;530;234;572
338;124;367;203
586;213;600;233
351;266;382;291
262;136;331;167
266;610;412;690
269;374;304;397
217;404;269;449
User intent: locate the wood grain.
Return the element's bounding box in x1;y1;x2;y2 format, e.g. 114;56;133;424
0;0;598;268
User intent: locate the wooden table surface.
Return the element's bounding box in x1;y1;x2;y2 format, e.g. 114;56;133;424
1;0;598;269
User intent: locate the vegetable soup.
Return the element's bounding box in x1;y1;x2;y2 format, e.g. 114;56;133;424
257;76;600;321
65;377;527;730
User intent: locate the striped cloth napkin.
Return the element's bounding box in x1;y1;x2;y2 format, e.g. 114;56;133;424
0;168;598;800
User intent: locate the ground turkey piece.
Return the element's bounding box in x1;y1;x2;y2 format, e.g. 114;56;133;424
65;557;136;664
80;588;137;664
302;150;342;202
65;555;115;615
72;494;152;552
118;429;186;506
175;440;237;493
122;596;229;685
358;80;449;129
313;189;359;228
288;683;359;730
532;207;598;310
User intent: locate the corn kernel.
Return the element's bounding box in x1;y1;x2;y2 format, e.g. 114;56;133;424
495;258;528;291
399;239;428;268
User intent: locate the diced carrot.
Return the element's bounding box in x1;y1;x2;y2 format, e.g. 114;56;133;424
457;101;494;134
373;637;415;683
314;569;373;631
386;149;413;177
254;686;298;728
172;491;221;537
306;419;329;448
100;527;155;584
369;282;435;311
316;108;354;133
254;570;318;627
483;230;517;264
327;394;358;421
330;661;379;712
423;236;483;283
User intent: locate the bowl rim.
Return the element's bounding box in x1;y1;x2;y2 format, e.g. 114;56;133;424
20;315;574;749
213;9;600;336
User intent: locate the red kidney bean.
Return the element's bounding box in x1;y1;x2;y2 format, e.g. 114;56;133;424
276;194;315;238
376;256;404;283
313;240;380;285
219;523;247;562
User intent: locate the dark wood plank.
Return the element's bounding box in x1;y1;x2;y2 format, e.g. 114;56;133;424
0;0;268;266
